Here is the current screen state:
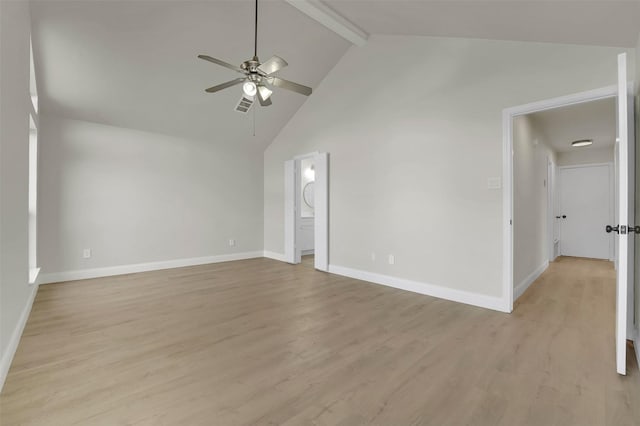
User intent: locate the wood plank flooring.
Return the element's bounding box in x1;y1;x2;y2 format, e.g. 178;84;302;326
1;256;639;425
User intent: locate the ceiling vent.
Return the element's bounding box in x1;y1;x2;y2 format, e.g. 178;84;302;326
235;95;254;114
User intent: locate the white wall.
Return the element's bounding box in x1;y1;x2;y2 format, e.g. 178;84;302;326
513;115;555;291
264;34;632;301
557;147;614;166
635;33;640;336
0;0;37;389
38;115;264;276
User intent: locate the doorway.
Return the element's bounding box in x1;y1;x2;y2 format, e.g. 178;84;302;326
504;54;637;376
284;152;329;271
504;85;619;309
510;94;617;301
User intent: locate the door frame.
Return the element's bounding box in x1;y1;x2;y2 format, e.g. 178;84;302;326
557;162;615;261
502;85;618;312
547;156;557;263
284;152;329;271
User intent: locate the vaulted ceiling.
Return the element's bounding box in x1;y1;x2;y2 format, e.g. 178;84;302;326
30;1;351;151
327;0;640;48
30;1;640;152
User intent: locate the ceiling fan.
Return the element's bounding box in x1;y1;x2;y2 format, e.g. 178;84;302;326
198;0;312;113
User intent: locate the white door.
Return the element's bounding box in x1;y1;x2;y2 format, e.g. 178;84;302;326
313;152;328;271
558;165;612;260
613;52;635;375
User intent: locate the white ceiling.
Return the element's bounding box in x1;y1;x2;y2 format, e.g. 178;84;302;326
30;1;639;151
528;97;616;153
327;0;640;47
30;1;351;151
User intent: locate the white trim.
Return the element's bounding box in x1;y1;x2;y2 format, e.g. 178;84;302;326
284;0;368;46
0;284;38;393
503;85;618;313
38;251;263;285
505;85;617;117
514;261;549;301
293;151;319;160
28;267;40;284
263;251;287;262
634;328;640;373
328;264;508;313
284;160;296;264
313;152;329;272
547;157;558;263
616;52;633;375
557;162;613;170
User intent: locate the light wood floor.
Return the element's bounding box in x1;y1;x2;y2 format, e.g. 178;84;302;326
1;256;639;425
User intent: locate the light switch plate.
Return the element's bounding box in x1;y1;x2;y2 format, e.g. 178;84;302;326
487;177;502;190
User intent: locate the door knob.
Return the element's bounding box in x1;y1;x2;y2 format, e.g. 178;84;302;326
606;225;620;234
562;215;567;219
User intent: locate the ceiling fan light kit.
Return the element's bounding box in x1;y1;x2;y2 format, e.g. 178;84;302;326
198;0;312;113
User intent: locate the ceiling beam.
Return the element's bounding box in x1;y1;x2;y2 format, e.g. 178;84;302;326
284;0;368;46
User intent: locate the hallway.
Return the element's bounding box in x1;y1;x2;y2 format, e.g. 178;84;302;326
514;256;639;424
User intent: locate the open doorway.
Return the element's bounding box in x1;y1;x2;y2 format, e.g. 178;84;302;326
284;152;329;271
504;55;636;376
512;96;617;302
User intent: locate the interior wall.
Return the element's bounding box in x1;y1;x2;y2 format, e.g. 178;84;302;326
635;32;640;333
557;147;614;166
38;115;264;275
264;34;632;300
0;0;34;384
513;115;555;289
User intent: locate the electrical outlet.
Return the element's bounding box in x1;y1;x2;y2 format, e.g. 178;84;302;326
388;254;395;265
229;239;236;247
371;252;376;262
83;248;91;259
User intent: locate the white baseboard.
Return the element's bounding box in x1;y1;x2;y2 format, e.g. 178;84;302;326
38;251;264;285
0;283;38;393
634;328;640;375
301;249;315;256
263;251;287;262
327;264;507;313
514;261;549;301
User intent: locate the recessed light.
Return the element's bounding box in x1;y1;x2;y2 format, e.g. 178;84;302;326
571;139;593;147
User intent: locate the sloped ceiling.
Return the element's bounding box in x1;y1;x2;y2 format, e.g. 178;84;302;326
31;1;640;153
30;0;351;151
327;0;640;48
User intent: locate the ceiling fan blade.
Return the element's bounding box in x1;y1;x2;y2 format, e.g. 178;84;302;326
205;78;246;93
257;55;288;75
257;85;273;106
198;55;244;74
268;77;312;96
258;87;273;106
